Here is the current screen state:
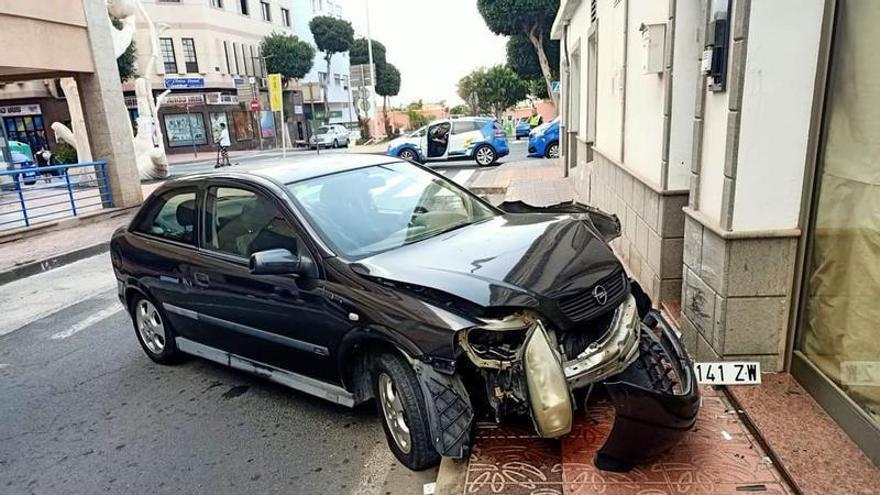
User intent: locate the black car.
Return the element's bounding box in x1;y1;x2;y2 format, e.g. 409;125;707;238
110;154;699;471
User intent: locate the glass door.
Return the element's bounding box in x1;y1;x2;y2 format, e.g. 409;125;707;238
795;0;880;462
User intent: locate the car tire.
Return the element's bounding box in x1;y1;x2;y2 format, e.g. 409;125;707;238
333;139;339;148
372;352;440;471
474;144;496;166
129;294;183;365
398;149;419;163
545;141;560;159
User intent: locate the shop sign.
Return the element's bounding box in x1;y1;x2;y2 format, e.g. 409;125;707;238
164;77;205;90
165;94;205;106
268;74;283;112
205;92;239;105
293;105;303;115
0;104;42;117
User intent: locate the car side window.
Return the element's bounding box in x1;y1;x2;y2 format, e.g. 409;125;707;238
204;187;300;258
452;121;475;134
133;190;197;245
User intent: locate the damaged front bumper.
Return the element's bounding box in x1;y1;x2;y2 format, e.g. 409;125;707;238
456;295;700;469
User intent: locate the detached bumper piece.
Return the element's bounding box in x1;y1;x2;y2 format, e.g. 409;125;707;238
413;361;474;459
596;310;700;472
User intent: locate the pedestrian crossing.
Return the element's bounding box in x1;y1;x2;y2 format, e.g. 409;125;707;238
439;168;476;188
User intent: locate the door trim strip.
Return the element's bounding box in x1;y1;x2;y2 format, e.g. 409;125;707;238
175;337;355;408
163;303;330;357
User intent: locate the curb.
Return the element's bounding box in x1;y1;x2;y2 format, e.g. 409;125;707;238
0;241;110;286
434;457;467;495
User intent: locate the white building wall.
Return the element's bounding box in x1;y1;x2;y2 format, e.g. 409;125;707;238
622;0;668;188
594;0;626;162
668;0;701;190
569;5;590;142
732;0;824;230
697;84;729;223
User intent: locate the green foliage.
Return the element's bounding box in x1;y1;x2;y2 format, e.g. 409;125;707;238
111;17;138;82
457;66;527;118
406;100;424;110
507;34;559;80
261;32;315;82
350;38;386;67
476;0;559;36
54;143;78;164
406;108;430;130
309;16;355;57
449;104;470;116
376;63;401;98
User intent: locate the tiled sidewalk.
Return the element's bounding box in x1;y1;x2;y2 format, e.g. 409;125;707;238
461;386;793;495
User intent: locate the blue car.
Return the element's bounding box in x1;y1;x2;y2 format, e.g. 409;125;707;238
387;117;509;166
528;117;560;159
515;119;531;139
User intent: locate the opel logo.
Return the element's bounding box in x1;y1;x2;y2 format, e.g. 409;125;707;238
592;285;608;305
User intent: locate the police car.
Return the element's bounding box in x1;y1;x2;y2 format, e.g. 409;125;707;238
386;117;509;166
527;117;560;159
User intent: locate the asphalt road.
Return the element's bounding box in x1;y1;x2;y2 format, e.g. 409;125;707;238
0;254;435;494
0;140;534;494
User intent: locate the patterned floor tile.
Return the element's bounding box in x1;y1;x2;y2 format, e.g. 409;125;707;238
465;425;564;495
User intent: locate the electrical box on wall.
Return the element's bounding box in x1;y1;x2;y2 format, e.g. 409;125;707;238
640;23;666;75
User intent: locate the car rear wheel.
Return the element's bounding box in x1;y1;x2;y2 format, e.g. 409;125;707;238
373;352;440;471
130;295;182;364
474;144;496;166
399;149;418;163
333;139;339;148
545;141;560;159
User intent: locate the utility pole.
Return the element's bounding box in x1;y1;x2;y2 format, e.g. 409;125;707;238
364;0;378;140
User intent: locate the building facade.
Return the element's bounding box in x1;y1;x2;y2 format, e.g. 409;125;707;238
553;0;878;464
290;0;355;129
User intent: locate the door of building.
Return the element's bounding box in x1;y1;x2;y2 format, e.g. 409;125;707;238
794;0;880;464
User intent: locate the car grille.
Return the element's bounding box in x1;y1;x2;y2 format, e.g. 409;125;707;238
557;269;629;323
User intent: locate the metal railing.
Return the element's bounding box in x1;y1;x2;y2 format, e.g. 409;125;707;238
0;161;114;231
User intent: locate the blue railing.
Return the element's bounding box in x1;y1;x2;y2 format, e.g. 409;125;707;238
0;161;114;231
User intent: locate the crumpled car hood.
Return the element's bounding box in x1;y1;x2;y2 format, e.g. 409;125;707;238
356;213;621;309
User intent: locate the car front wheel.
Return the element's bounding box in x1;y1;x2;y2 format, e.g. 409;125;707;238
373;352;440;471
399;149;419;163
129;294;183;364
545;141;560;159
474;144;496;166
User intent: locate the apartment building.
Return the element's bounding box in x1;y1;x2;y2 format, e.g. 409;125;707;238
552;0;878;463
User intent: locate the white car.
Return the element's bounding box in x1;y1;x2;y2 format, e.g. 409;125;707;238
309;124;350;149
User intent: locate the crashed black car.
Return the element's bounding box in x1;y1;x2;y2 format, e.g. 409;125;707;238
110;154;699;471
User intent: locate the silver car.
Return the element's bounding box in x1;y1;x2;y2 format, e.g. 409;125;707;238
309;124;350;149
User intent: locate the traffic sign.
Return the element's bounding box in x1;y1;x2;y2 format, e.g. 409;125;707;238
250;100;261;112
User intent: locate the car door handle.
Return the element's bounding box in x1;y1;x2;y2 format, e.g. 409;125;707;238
193;272;210;287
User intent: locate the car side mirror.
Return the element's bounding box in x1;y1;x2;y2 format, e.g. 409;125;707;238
249;248;315;277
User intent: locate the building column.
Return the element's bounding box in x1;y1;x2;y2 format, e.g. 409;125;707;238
78;0;142;208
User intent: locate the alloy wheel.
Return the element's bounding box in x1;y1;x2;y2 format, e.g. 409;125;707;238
400;150;416;162
548;143;560;159
135;299;166;354
378;373;412;454
476;146;495;166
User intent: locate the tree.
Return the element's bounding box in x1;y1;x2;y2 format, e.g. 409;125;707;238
111;17;137;82
477;0;560;108
506;33;559;98
261;32;315;84
406;108;429;130
458;65;527;119
350;38;386;67
449;104;470;116
309;16;354;119
375;63;401;137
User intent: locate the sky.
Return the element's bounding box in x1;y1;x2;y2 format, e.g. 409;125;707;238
339;0;509;106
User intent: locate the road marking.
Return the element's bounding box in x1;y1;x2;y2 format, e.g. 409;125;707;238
50;304;122;340
0;364;9;369
448;169;474;186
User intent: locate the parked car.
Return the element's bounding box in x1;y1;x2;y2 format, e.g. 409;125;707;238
110;154;698;472
386;117;509;166
515;118;532;139
528;117;560;159
0;141;38;190
309;124;350;149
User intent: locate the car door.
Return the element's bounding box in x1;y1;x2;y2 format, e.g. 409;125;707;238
126;187;204;340
448;119;478;157
186;182;342;381
425;121;451;161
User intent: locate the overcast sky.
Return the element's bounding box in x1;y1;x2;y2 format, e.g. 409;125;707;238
339;0;508;106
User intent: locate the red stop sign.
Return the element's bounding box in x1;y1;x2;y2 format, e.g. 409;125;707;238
250;100;261;112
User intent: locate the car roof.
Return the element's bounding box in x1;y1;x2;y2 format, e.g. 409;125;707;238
239;153;401;184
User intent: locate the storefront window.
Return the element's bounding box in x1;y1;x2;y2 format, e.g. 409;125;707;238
231;111;254;141
798;0;880;429
164;113;207;147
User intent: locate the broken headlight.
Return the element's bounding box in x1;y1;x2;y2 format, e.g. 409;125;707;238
458;312;535;368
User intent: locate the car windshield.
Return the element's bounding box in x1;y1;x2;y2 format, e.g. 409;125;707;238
287;162;497;259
